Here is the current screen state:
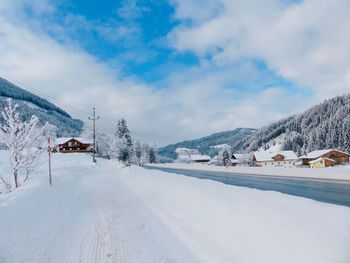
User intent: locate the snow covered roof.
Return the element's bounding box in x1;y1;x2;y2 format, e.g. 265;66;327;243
272;151;298;160
300;149;350;159
254;151;298;162
232;153;249;159
309;157;336;164
254;151;273;162
189;155;211;161
177;154;211;162
56;137;92;145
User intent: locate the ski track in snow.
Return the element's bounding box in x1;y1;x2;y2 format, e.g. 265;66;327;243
79;210;126;263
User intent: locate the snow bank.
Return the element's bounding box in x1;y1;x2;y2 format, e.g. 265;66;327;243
120;167;350;263
146;163;350;181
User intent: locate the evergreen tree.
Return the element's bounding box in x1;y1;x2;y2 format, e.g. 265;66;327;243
134;140;142;164
149;147;157;163
141;143;150;164
112;119;133;164
221;149;231;167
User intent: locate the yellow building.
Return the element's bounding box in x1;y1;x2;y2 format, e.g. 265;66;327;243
309;157;335;168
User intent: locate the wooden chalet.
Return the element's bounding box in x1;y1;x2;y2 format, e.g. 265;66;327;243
299;149;350;166
56;137;93;153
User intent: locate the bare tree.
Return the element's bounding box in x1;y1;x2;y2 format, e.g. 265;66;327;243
0;99;51;189
23;124;57;181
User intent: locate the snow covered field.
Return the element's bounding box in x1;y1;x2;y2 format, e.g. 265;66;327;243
146;163;350;181
1;151;350;263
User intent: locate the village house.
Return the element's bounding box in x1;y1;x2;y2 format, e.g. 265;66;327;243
56;137;93;153
299;149;350;167
175;147;211;164
177;154;211;164
252;151;298;168
231;153;252;167
308;157;335;168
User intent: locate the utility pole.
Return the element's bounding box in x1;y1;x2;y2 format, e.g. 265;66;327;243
88;107;100;163
48;137;52;186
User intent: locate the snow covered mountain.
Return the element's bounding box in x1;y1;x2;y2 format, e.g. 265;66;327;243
239;94;350;155
159;94;350;160
157;128;256;160
0;77;83;137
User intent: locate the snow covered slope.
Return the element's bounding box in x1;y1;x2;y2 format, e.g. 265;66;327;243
158;128;255;160
1;151;350;263
0;77;83;137
240;94;350;155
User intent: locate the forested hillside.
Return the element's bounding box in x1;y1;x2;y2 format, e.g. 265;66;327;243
157;128;255;159
159;94;350;160
0;78;83;137
240;94;350;155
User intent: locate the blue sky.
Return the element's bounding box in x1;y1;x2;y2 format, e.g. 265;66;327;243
36;0;199;84
23;0;302;91
1;0;349;144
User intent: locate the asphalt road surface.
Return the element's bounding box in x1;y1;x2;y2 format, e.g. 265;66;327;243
145;166;350;207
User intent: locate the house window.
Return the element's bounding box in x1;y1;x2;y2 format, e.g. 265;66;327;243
68;142;73;147
265;162;267;165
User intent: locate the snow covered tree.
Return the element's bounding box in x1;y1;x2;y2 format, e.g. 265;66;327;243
23;123;57;181
149;147;157;163
0;99;51;189
219;146;231;166
221;149;231;167
134;140;142;164
112;119;133;164
81;122;110;157
141;143;150;164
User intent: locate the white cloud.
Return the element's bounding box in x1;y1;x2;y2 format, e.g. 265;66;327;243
0;0;335;145
169;0;350;99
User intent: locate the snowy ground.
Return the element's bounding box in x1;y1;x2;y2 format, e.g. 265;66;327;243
147;163;350;181
1;151;350;263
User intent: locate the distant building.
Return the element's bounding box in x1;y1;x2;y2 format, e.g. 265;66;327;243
309;157;335;168
231;153;252;167
56;137;93;153
252;151;298;168
299;149;350;167
177;154;211;164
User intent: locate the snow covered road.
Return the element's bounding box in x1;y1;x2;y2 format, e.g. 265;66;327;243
1;152;350;263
